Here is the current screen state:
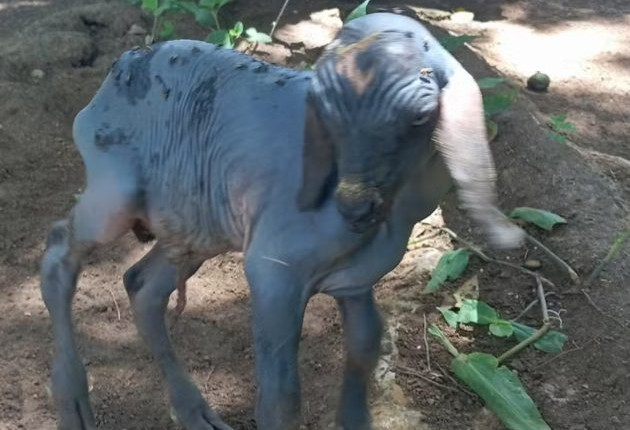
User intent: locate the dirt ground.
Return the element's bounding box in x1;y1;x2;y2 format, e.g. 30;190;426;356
0;1;628;429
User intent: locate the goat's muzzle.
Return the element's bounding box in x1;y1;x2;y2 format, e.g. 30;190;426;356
335;180;386;233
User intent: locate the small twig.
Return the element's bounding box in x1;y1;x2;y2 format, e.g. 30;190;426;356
536;275;549;322
525;233;580;283
204;364;216;392
441;227;556;289
587;228;629;285
423;313;431;372
581;289;628;330
396;365;460;394
441;227;491;261
106;286;121;321
407;230;443;249
498;276;550;364
269;0;291;38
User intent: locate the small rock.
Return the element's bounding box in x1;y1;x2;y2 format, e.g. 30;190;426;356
527;71;550;92
450;10;474;23
523;259;542;270
31;69;45;79
128;24;147;36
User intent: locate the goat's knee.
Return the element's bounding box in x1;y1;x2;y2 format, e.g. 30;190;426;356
340;294;383;369
41;220;81;309
346;320;382;371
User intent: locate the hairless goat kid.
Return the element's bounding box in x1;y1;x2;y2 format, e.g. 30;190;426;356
40;12;523;430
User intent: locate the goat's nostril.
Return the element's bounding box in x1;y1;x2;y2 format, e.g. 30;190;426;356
337;196;384;228
340;199;371;218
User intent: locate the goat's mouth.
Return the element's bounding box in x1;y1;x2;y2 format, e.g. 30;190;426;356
346;210;386;233
335;189;389;233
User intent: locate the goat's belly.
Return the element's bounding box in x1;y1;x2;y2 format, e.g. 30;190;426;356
143;183;236;259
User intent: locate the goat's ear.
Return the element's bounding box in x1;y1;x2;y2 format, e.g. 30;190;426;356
297;97;335;210
436;67;524;249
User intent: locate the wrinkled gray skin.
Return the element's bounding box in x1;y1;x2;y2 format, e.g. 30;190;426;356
40;13;523;430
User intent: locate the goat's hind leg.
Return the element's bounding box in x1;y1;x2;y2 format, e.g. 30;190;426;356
41;191;133;430
124;245;232;430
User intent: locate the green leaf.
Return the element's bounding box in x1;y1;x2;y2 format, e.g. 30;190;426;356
486;118;498;142
424;249;470;294
153;0;182;16
245;27;272;44
438;34;476;52
452;352;551;430
437;306;460;328
550;114;576;133
509;207;567;231
477;77;506;89
177;2;218;28
142;0;158;12
159;19;176;39
548;131;566;143
207;29;229;45
457;299;499;325
428;323;460;357
511;322;567;353
346;0;370;22
229;21;244;38
200;0;232;9
490;320;514;337
195;8;218;27
483;89;518;116
223;36;234;49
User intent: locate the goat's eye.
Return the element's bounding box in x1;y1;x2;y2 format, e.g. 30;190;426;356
412;115;429;127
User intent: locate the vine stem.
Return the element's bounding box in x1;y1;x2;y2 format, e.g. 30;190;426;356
498;275;550;364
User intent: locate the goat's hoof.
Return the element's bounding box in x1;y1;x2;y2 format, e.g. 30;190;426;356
170;402;233;430
57;398;97;430
51;357;97;430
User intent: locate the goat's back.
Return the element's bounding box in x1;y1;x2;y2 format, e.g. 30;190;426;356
72;40;313;254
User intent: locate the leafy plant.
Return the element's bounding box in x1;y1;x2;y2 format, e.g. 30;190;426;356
346;0;371;22
439;34;476;52
477;77;506;90
438;298;567;350
423;248;470;293
430;325;552;430
511;322;567;353
548;114;576;143
475;76;516;139
134;0;271;47
483;88;518;116
510;207;567;231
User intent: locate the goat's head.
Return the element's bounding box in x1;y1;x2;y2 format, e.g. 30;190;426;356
298;13;523;248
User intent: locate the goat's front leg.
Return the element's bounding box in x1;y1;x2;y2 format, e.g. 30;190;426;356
124;244;232;430
336;290;383;430
245;259;308;430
